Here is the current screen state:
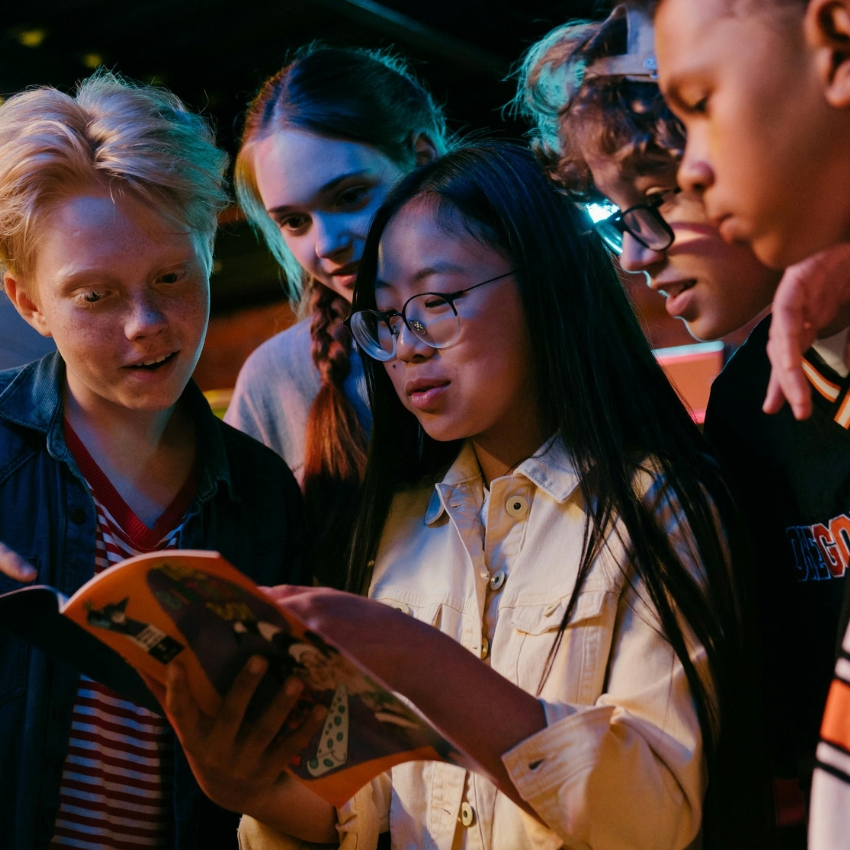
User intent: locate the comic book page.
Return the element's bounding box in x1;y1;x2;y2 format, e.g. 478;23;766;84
58;550;468;806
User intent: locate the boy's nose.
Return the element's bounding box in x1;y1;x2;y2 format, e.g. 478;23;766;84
125;298;168;338
677;153;715;197
619;233;666;274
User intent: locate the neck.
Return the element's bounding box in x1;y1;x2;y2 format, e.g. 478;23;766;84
63;381;197;525
64;388;180;460
471;418;550;488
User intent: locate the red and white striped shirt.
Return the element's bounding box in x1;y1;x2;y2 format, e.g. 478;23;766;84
51;424;195;849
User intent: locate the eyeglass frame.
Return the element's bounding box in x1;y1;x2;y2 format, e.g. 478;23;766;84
345;269;517;361
593;189;679;254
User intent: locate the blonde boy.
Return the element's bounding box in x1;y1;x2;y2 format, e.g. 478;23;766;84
0;72;307;849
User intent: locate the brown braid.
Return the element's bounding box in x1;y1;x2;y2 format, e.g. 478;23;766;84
302;282;369;585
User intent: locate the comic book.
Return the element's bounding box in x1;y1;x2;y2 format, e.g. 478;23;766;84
0;550;469;806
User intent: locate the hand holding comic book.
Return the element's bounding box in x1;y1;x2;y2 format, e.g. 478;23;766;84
158;583;546;838
0;551;470;813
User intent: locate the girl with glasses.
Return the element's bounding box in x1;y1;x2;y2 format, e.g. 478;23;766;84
226;45;448;584
159;142;752;850
515;3;779;343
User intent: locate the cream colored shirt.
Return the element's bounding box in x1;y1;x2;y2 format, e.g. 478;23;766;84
240;438;711;850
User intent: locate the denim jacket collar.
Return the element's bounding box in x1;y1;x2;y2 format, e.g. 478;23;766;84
424;434;581;525
0;352;235;503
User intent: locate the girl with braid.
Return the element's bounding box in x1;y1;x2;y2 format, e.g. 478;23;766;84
226;46;449;584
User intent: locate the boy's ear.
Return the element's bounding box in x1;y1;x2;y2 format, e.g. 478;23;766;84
411;131;439;166
806;0;850;108
3;274;53;338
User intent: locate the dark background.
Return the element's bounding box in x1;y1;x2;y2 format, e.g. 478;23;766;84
1;0;609;313
4;1;713;393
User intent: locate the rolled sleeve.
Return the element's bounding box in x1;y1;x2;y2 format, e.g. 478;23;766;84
502;581;706;850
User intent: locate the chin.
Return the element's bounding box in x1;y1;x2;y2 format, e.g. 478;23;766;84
682;314;729;342
750;228;815;271
415;415;470;445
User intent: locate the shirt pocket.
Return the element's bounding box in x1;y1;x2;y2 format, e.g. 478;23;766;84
507;589;614;704
373;595;444;630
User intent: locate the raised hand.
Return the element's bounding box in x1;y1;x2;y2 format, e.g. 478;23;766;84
764;244;850;420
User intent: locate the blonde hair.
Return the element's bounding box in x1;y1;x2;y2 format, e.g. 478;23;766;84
0;69;229;283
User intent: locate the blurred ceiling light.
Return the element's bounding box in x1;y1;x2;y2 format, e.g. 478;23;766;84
18;29;46;48
82;53;103;69
585;202;618;223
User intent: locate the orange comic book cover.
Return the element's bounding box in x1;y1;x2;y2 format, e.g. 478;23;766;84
0;550;469;806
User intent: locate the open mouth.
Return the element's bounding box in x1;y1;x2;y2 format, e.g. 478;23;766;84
128;351;178;371
659;280;696;300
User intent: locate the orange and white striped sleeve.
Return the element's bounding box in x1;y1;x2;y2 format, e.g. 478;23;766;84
809;620;850;849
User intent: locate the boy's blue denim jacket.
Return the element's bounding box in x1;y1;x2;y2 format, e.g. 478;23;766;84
0;354;309;850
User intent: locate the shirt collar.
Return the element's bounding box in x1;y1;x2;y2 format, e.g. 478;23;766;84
0;351;64;434
424;435;581;525
0;352;234;502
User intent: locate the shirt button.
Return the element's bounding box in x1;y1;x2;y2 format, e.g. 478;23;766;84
69;508;87;525
544;601;560;616
505;495;528;518
480;637;490;659
489;570;506;591
390;602;411;615
459;801;476;827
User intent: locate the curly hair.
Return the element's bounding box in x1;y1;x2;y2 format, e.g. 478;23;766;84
514;11;684;201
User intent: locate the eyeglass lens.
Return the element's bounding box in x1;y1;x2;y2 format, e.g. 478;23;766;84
622;208;673;252
350;293;461;361
596;207;673;255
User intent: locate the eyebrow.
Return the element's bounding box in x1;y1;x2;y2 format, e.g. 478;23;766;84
374;262;469;290
266;169;374;216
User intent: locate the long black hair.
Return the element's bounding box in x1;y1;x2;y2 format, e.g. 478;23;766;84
349;141;756;845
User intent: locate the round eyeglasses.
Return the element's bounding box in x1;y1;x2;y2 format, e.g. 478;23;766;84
347;270;516;362
593;191;678;255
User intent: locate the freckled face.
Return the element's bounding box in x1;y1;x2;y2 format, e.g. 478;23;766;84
20;192;209;416
584;149;779;340
375;203;540;454
655;0;850;267
252;129;407;301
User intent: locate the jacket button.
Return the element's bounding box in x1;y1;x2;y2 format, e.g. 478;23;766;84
480;637;490;659
459;801;475;827
69;509;86;525
489;570;506;591
505;495;528;518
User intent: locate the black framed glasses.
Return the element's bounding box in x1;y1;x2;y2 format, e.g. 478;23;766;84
347;270;516;362
593;190;679;255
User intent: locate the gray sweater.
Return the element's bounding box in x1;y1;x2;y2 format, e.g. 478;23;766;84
225;317;371;483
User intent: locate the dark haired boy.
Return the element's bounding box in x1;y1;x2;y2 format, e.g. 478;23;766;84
642;0;850;843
